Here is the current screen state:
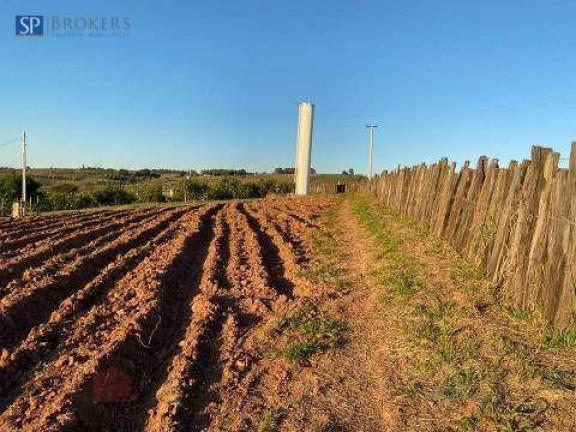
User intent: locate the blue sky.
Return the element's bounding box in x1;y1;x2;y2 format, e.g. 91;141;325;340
1;0;576;173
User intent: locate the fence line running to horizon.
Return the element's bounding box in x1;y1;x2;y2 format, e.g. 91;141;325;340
364;144;576;328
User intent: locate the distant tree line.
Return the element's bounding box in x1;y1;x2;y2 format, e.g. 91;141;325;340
105;169;161;183
0;172;294;215
200;169;251;176
173;178;293;201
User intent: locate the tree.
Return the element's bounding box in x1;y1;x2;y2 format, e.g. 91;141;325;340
92;185;136;206
348;168;355;176
0;172;41;215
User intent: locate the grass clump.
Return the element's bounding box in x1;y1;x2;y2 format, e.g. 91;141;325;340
279;342;322;364
438;369;479;400
452;260;487;281
521;357;576;390
418;297;454;322
539;322;576;350
271;305;346;365
426;237;446;256
496;398;544;432
459;416;477;431
258;408;285;432
508;307;534;322
389;272;424;296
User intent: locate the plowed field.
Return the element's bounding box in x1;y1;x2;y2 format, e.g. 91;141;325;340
0;199;332;431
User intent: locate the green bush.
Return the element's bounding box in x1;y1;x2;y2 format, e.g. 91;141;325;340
207;178;242;200
206;178;293;200
172;178;210;201
92;185;136;206
38;192;95;212
138;180;165;203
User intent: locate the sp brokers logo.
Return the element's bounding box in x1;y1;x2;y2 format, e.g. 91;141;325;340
16;16;44;36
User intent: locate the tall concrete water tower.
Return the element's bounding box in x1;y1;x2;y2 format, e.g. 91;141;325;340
294;101;314;195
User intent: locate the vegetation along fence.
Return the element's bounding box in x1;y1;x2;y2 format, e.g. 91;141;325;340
364;144;576;328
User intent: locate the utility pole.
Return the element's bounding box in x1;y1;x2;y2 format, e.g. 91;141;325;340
295;101;314;195
366;124;378;179
22;131;27;216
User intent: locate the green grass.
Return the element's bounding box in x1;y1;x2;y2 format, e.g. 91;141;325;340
278;342;323;364
347;195;560;430
539;322;576;350
271;305;346;365
460;416;477;431
297;203;352;294
477;215;496;249
350;195;424;300
258;408;285;432
497;398;543;432
521;357;576;390
438;369;479;400
452;260;487;281
426;237;446;256
350;196;400;254
508;307;534;322
386;271;424;296
418;297;455;322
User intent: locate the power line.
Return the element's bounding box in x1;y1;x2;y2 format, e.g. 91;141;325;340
0;137;20;150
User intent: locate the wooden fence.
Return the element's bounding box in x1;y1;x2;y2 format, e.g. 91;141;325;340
364;144;576;328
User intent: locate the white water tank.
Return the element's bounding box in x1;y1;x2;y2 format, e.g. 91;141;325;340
294;101;314;195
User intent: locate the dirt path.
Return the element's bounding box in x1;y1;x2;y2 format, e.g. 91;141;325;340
307;200;399;431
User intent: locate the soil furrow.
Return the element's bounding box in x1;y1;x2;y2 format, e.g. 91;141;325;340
0;198;335;431
237;203;295;299
0;210;106;232
0;206;166;288
0;206;173;301
0;208;189;413
0;208;151;261
271;197;332;218
229;203;283;306
192;202;285;431
202;203;286;431
0;206;190;351
269;202;324;230
0;209;134;254
62;205;221;431
0;209;126;242
145;208;231;431
0;205;219;431
249;204;309;267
